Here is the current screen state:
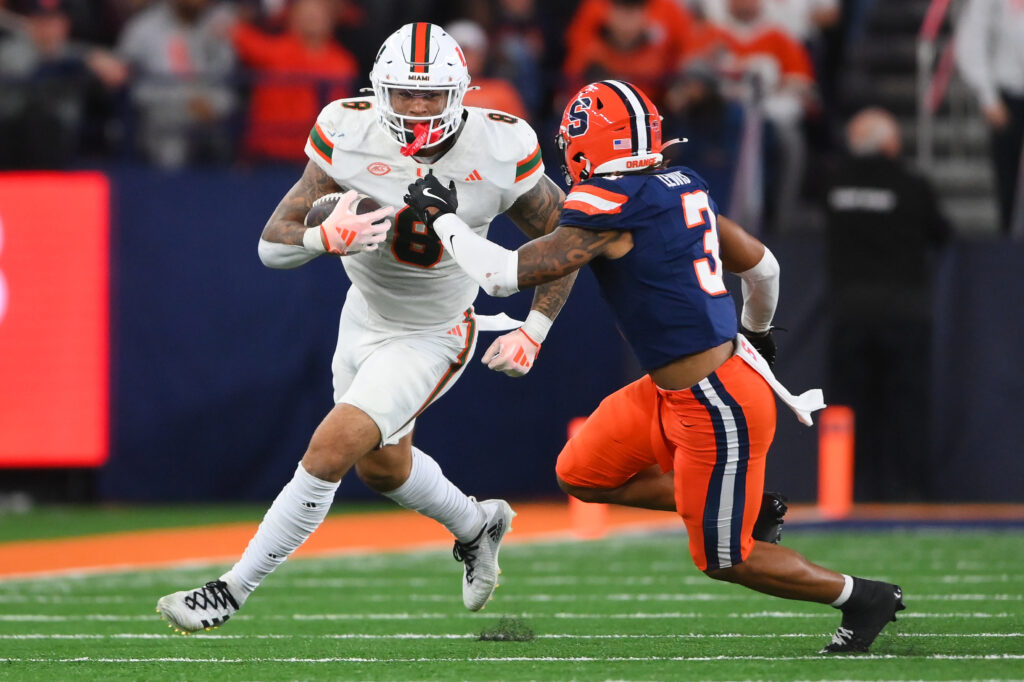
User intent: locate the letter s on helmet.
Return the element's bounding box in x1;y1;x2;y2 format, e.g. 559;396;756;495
556;80;663;186
369;22;471;148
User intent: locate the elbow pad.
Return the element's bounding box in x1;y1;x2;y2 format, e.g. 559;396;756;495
738;247;780;332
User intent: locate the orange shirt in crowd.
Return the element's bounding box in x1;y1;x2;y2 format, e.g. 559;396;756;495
232;23;359;161
464;77;528;120
690;20;815;85
563;36;683;101
563;0;696;101
566;0;695;60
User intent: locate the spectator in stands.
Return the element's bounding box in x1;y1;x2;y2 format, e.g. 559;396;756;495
821;107;951;501
697;0;839;45
563;0;695;102
117;0;236;168
232;0;359;163
446;19;527;120
693;0;817;233
483;0;551;118
0;0;127;168
661;59;749;216
955;0;1024;237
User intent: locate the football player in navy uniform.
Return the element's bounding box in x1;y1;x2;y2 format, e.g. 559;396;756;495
405;80;905;654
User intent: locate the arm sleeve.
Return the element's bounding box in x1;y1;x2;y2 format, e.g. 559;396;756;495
432;214;520;297
955;0;1000;108
257;229;327;269
737;246;780;332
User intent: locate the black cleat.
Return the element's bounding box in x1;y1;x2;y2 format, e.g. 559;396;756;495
821;581;905;653
752;491;788;543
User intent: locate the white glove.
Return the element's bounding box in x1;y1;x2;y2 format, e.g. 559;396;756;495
319;190;394;256
480;310;553;377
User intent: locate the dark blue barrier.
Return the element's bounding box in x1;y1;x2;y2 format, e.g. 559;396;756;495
99;165;628;502
97;167;1024;503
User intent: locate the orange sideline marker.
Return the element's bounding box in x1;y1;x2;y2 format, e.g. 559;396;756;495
567;416;609;538
818;405;855;519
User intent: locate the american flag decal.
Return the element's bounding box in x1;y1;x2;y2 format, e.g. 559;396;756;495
613;138;631;150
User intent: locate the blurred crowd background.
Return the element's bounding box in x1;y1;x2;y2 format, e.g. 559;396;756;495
2;0;1018;238
2;0;1022;505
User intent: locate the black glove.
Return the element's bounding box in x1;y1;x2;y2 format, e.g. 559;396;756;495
740;326;779;368
751;491;788;544
403;170;458;227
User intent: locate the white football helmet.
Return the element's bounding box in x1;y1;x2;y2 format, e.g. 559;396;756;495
369;22;471;149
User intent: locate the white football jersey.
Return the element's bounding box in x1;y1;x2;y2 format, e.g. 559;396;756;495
304;97;545;329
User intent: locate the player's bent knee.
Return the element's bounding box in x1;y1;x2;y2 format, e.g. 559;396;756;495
301;447;349;482
301;404;383;481
354;459;404;492
557;476;615;504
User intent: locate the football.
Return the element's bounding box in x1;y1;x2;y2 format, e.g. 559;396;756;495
304;192;383;227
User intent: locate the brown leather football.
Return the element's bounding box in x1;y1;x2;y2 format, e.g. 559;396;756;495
304;192;383;227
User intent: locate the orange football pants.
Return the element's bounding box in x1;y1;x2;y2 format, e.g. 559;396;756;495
556;355;776;570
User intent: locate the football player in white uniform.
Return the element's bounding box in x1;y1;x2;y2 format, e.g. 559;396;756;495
156;22;571;633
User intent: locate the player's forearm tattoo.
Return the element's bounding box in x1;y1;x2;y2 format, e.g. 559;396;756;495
507;175;564;239
506;175;576;320
262;161;342;245
518;227;621;289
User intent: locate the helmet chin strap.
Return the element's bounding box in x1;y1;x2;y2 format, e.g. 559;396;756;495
400;121;444;156
577;154;592;182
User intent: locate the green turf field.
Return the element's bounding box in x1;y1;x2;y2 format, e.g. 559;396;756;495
0;526;1021;681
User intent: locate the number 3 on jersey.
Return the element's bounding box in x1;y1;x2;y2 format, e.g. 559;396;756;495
682;190;726;295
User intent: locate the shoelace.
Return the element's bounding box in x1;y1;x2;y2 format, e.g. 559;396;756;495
829;626;854;647
453;521;489;583
453;539;480;580
183;581;238;611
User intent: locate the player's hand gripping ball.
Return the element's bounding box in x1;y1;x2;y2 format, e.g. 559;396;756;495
305;190;394;256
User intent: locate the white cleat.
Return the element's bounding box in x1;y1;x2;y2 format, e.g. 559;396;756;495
156;578;244;634
453;498;516;611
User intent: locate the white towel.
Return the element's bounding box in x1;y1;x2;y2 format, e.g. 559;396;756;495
474;313;524;332
733;334;826;426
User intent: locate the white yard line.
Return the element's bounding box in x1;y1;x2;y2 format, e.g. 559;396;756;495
1;654;1023;663
0;632;1021;640
1;611;1018;622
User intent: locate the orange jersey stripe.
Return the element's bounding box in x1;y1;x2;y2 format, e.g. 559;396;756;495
514;144;542;182
563;198;623;216
309;122;334;164
571;184;628;204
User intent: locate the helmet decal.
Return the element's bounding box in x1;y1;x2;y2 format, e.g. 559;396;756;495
566;98;591;137
557;80;663;185
408;22;432;73
603;80;653;156
368;23;471;150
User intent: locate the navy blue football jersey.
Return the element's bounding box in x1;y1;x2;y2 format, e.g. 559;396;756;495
559;166;737;370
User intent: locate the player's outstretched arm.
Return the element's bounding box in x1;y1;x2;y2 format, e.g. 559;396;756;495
484;176;573;377
406;172;620;295
719;214;782;366
257;161;343;269
506;175;574;320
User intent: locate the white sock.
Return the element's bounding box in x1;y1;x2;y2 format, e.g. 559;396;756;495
830;574;855;607
223;462;339;596
381;447;484;542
